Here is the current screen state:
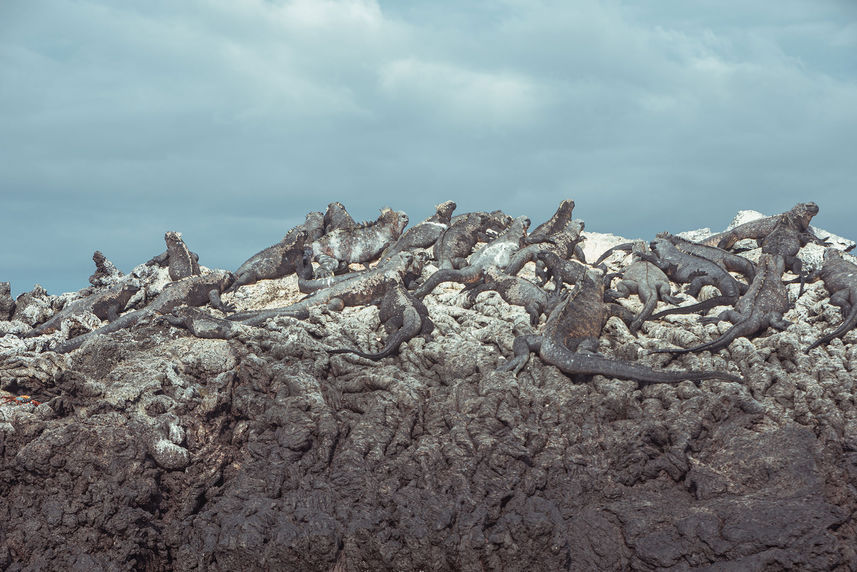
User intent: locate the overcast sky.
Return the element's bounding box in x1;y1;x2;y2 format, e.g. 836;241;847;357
2;1;856;296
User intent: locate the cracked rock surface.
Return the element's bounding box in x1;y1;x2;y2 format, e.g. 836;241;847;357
2;229;857;570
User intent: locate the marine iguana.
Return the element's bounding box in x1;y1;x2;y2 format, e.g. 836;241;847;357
146;232;201;278
228;253;419;326
156;306;244;340
532;250;587;291
497;268;742;385
525;199;575;244
226;230;310;293
328;283;433;360
505;220;586;278
642;237;745;319
652;253;790;355
88;251;125;287
463;266;553;326
323;201;358;233
25;279;142;338
806;249;857;351
656;232;756;284
604;254;684;335
297;250;428;295
700;202;824;250
414;216;530;299
0;282;15;321
310;208;409;277
759;211;822;296
595;234;755;286
434;210;513;270
52;270;235;354
289;211;326;243
378;200;457;263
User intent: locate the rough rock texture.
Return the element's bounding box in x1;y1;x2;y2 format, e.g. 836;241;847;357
2;219;857;570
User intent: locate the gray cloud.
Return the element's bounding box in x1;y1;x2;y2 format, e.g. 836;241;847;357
1;0;855;295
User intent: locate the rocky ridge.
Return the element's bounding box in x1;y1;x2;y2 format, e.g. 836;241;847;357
1;207;857;570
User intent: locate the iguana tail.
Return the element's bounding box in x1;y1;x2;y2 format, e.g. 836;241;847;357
539;341;742;384
807;303;857;351
650;295;737;319
52;309;147;354
630;294;659;334
650;319;755;355
328;307;422;360
593;242;634;266
413;266;483;298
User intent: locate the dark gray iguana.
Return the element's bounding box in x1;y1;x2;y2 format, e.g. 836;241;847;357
327;283;434;360
310;208;409;277
226;210;325;293
433;210;513;270
700;202;824;250
1;282;16;320
156;306;244;340
642;237;746;319
806;249;857;351
378;200;457;263
228;252;420;326
759;211;824;296
25;279;142;338
604;246;684;334
497;268;743;385
414;216;530;299
52;270;235;354
657;232;756;284
651;253;790;355
323;201;358;233
524;200;576;244
88;251;125;287
533;251;587;291
463;266;555;326
505;219;586;278
226;230;310;293
297;249;428;295
145;232;201;281
594;232;755;285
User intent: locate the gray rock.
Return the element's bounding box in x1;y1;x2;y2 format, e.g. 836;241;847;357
2;208;857;570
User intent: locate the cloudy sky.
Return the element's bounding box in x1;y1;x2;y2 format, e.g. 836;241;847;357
2;1;856;296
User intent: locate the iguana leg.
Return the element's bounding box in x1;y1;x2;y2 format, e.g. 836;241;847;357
535;259;550;287
497;334;542;375
573;244;587;264
686;275;717;298
463;283;492;307
768;313;792;330
314;254;339;278
157;313;187;328
657;284;684;306
700;309;742;325
829;289;851;319
605;280;635;302
607;303;635;326
524;303;541;326
209;289;235;313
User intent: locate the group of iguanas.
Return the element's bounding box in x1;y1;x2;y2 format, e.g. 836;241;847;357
7;200;857;387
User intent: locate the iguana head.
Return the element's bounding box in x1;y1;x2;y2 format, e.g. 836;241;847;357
377;208;410;237
435;201;457;222
790;202;819;228
556;199;575;218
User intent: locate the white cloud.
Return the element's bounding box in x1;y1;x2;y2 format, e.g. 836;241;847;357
379;58;546;127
